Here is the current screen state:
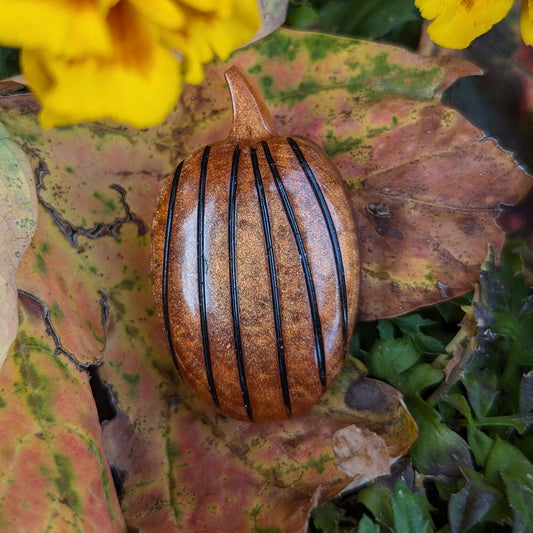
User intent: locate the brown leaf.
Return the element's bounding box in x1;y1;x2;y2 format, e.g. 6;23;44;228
316;366;418;458
333;425;391;478
349;102;532;319
101;355;414;532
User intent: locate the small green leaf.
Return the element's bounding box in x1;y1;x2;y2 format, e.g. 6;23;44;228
466;427;494;469
448;468;508;533
357;479;394;527
316;0;420;40
310;501;345;531
356;514;380;533
501;473;533;533
395;363;443;396
485;438;533;492
462;363;499;419
368;337;420;383
377;319;395;341
407;396;473;478
392;314;445;354
285;5;320;29
391;480;434;533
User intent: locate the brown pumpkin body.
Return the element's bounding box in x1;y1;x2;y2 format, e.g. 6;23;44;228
151;68;359;422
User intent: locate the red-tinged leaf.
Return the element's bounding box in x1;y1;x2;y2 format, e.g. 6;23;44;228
100;356;415;532
0;123;37;367
0;28;529;532
193;33;531;320
0;114;415;532
2;29;531;320
0;293;124;532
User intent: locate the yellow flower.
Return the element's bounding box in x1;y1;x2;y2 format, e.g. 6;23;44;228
522;0;533;45
415;0;532;49
0;0;260;128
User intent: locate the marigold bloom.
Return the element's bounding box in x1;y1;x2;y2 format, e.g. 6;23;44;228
521;0;533;44
416;0;533;49
0;0;260;128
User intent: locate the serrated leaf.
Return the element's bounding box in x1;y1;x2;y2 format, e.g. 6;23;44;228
391;480;434;533
501;473;533;533
467;243;533;421
365;323;443;396
448;468;508;533
407;396;472;478
392;314;444;354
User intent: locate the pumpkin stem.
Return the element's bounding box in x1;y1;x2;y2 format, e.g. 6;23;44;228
225;66;275;142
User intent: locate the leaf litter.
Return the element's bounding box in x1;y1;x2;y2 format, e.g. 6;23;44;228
0;28;531;532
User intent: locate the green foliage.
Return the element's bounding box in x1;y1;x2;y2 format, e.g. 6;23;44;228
286;0;422;48
310;501;346;531
0;46;20;78
358;479;434;532
309;240;533;532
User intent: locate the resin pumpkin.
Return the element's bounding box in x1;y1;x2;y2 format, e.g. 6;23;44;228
151;67;359;422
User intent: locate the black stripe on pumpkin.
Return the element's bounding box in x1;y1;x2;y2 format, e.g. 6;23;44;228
287;137;350;350
198;146;220;408
162;161;183;370
251;147;291;418
261;140;327;391
228;146;253;420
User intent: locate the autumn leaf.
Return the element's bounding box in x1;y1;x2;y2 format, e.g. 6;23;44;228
0;28;531;532
0;122;37;369
0;292;124;532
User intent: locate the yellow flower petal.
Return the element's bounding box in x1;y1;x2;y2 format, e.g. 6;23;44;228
415;0;514;49
0;0;261;127
414;0;441;20
521;0;533;45
179;0;233;18
127;0;186;31
161;0;260;84
205;0;260;59
22;2;181;128
0;0;118;58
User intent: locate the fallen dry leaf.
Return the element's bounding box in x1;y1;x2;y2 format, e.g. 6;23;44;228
333;425;391;478
348;102;532;319
101;356;415;532
0;28;530;532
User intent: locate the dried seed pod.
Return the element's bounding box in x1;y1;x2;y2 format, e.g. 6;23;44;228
151;67;359;422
